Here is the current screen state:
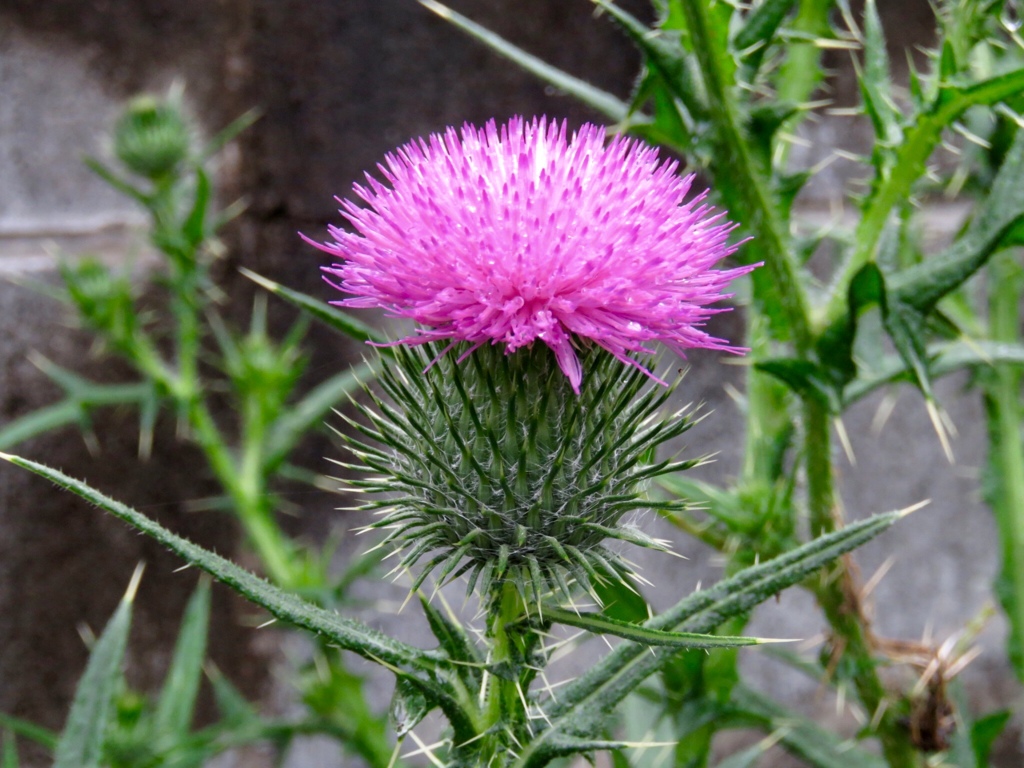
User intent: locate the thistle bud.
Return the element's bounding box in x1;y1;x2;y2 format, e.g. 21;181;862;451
347;342;697;604
114;95;190;181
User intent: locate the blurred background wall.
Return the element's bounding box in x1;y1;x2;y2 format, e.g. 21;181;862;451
0;1;1016;765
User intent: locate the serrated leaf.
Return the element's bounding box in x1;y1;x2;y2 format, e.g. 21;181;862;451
625;69;694;153
883;299;934;400
514;511;904;767
239;268;387;345
596;0;709;122
734;0;798;72
755;358;840;411
891;129;1024;313
154;579;211;740
858;0;901;149
0;453;477;743
829;69;1024;324
389;677;432;738
748;102;801;171
939;38;958;82
814;262;887;397
774;170;812;220
419;0;629;122
419;595;482;691
844;339;1024;403
592;565;649;625
53;572;138;768
541;606;774;650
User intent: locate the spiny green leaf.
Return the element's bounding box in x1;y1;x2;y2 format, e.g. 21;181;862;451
0;453;476;741
154;579;211;740
939;38;959;82
748;102;801;171
53;568;140;768
419;0;629;122
825;68;1024;325
514;510;905;767
891;129;1024;312
540;606;780;650
883;299;934;400
591;563;649;624
389;677;432;738
596;0;709;122
734;0;798;80
844;339;1024;403
419;595;482;691
239;268;387;345
755;358;840;411
858;0;901;150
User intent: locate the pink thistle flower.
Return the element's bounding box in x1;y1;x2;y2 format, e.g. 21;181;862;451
306;116;755;393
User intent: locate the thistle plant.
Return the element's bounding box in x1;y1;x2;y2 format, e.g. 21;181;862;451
14;0;1021;763
307;117;753;605
1;100;907;768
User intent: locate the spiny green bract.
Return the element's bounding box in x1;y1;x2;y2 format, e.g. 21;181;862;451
340;342;699;604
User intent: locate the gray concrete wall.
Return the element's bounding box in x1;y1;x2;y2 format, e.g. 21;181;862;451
0;1;1018;766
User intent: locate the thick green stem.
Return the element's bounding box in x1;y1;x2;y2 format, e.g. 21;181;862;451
986;251;1024;679
485;583;525;726
804;400;835;540
479;582;531;764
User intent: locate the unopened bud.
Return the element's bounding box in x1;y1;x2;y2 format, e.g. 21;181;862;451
114;95;190;180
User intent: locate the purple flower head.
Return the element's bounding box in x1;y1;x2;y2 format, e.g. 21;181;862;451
307;116;755;393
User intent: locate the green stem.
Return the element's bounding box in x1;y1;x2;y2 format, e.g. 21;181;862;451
485;583;523;724
187;396;296;588
479;582;530;763
804;400;834;540
986;251;1024;680
804;399;919;767
679;0;814;354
